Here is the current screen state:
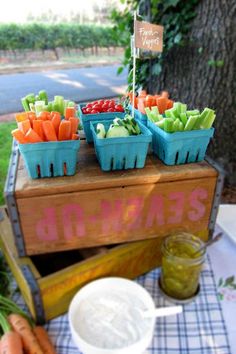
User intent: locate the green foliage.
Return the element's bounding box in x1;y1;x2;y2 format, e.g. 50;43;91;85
0;23;125;53
208;59;224;67
0;122;16;206
111;0;199;91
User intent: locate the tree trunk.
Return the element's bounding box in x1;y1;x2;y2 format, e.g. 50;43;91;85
151;0;236;185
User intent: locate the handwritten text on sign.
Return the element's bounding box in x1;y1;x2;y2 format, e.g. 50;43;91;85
134;20;163;52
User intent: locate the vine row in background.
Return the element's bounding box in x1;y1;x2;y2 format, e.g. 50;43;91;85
0;23;125;53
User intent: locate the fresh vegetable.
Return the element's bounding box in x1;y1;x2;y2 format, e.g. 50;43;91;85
21;90;76;116
128;90;174;114
145;102;216;133
96;114;141;139
0;295;57;354
96;123;106;139
33;326;56;354
8;314;44;354
81;99;124;114
11;111;80;144
0;312;23;354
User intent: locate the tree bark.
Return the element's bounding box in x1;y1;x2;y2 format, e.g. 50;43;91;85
151;0;236;185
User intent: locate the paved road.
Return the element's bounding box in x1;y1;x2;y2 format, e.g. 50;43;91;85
0;65;128;115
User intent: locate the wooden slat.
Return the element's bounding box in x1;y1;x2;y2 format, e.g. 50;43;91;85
0;208;40;319
17;177;216;255
15;141;217;199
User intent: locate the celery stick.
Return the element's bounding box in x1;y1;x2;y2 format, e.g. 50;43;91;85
186;109;200;116
155;119;165;130
38;90;48;104
201;112;216;129
179;121;184;131
26;94;35;104
35;101;45;116
54;96;64;115
47;102;53;112
173;118;181;132
192;115;201;129
180;103;187;113
164;109;172;118
29;103;35;112
151;106;159;116
171;108;179;119
184;115;197;131
164;118;174;133
180;113;187;126
68;101;75;107
173;102;182;115
21;97;29;111
145;107;153;122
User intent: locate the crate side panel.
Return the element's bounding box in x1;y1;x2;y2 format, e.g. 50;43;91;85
17;177;217;255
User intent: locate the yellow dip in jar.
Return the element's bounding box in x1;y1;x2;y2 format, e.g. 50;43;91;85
160;233;206;300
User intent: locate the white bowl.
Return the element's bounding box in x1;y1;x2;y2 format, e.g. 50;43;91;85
68;277;156;354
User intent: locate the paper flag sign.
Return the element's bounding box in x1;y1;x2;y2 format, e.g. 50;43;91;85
134;20;163;52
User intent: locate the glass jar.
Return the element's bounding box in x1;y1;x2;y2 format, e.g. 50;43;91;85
160;233;206;300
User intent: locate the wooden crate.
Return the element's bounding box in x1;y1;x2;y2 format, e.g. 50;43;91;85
5;141;222;256
0;207;164;323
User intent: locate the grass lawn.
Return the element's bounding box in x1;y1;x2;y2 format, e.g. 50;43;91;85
0;122;16;205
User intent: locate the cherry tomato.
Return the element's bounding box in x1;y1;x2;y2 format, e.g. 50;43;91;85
91;109;99;113
115;104;124;112
99;100;105;105
92;104;102;112
86;103;93;108
107;108;115;112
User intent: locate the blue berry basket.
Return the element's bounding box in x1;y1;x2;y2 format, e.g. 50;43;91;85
18;140;80;179
78;103;125;143
147;119;214;165
90;120;152;171
128;104;147;126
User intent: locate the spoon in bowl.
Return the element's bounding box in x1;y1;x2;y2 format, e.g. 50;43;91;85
140;305;183;319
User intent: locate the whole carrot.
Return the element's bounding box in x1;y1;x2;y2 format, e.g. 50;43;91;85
0;312;23;354
8;314;43;354
33;326;56;354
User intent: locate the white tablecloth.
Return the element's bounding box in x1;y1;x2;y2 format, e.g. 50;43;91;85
209;204;236;354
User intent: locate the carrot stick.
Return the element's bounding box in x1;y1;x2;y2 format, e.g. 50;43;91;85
18;119;31;135
50;111;61;120
166;99;174;109
42;121;58;141
51;115;61;137
33;120;44;141
25;128;43;143
161;91;169;98
137;97;146;114
72;133;79;140
15;112;29;123
156;96;168;114
27;112;36;127
39;111;51;121
11;129;28;144
0;313;23;354
8;314;43;354
58;120;71;141
69;117;78;136
33;326;56;354
65;107;76;120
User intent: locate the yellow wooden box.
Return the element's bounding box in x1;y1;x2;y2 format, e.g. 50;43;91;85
5;141;222;257
0;207;165;323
